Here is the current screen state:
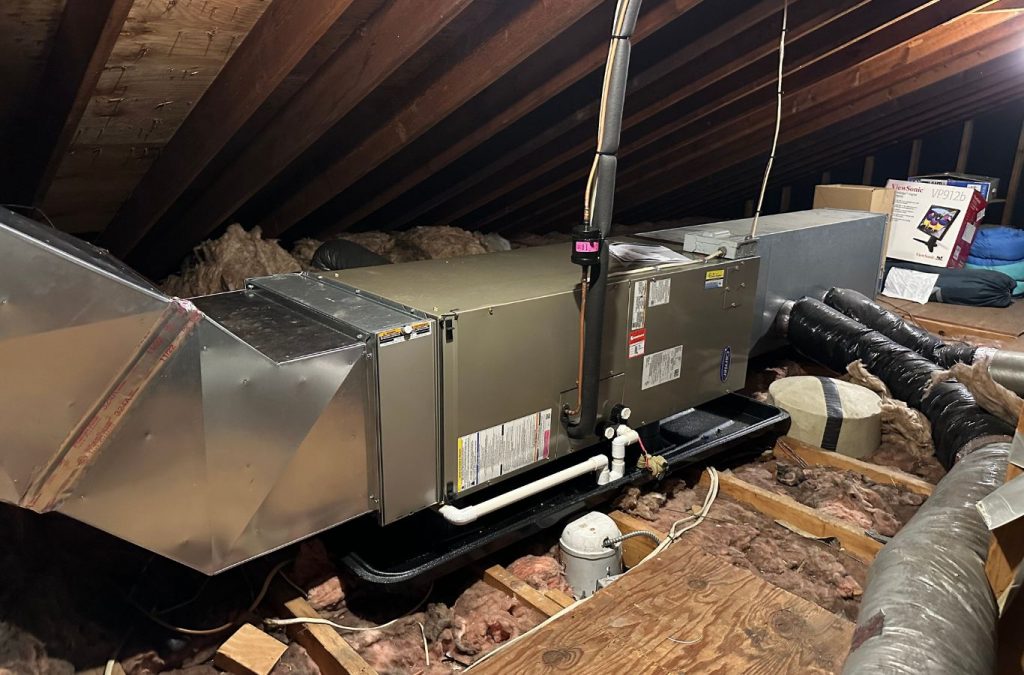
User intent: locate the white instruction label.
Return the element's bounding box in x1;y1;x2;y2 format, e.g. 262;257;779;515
648;279;671;307
642;345;683;390
631;280;648;330
457;409;552;492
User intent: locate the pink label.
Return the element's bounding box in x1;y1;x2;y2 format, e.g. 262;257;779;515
575;241;600;253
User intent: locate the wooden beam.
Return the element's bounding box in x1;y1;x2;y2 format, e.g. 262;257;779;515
285;0;705;236
779;185;792;212
503;8;1019;233
607;510;665;567
908;138;923;176
862;155;875;185
773;436;934;496
260;0;607;237
544;588;577;609
100;0;358;257
1003;117;1024;225
214;624;288;675
986;463;1024;604
482;564;565;617
956;118;975;172
272;586;377;675
13;0;133;204
701;471;883;563
133;0;477;274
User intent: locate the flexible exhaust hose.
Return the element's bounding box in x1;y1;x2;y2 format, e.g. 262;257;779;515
823;288;977;367
786;298;1012;468
842;441;1008;674
782;297;1012;673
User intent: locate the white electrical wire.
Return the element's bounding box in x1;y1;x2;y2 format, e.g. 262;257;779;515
749;0;788;239
263;582;433;632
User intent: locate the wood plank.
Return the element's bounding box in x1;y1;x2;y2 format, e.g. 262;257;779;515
861;155;875;185
908;138;923;176
313;0;705;235
133;0;476;274
472;542;854;674
272;586;377;675
986;462;1024;604
774;436;934;496
214;623;288;675
260;0;606;237
956;118;975;172
701;471;883;563
101;0;358;257
545;588;577;609
14;0;134;204
913;317;1018;343
607;510;665;568
39;0;272;235
482;564;565;617
1003;117;1024;225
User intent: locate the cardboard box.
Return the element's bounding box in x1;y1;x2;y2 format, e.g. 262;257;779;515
885;179;986;268
813;184;895;288
910;172;998;201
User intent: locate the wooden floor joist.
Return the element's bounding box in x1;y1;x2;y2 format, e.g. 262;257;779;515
607;510;666;568
214;623;288;675
482;564;567;617
700;471;884;563
774;436;934;496
270;585;377;675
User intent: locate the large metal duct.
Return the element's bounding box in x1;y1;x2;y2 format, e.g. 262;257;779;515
0;208;374;573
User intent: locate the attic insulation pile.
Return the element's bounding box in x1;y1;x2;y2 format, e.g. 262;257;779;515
614;480;868;620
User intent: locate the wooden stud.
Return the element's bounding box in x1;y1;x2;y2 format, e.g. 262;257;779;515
779;185;792;212
743;198;754;218
214;623;288;675
821;170;832;184
271;586;377;675
544;588;577;609
607;510;666;568
908;138;923;176
956;118;975;172
773;436;934;496
1002;117;1024;226
862;155;875;185
482;564;565;617
101;0;358;256
700;471;883;563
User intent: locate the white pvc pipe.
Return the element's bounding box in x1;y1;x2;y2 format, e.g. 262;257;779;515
439;455;609;526
599;425;639;485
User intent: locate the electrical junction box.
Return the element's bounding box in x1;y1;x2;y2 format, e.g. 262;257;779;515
326;242;758;500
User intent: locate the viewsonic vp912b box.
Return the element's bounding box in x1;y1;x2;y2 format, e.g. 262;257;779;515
885;179;986;269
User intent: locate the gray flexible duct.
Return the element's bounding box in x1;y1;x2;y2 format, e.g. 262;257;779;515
843;442;1007;674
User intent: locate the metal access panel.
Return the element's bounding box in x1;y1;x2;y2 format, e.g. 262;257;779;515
331;243;758;499
250;273;440;524
638;209;886;354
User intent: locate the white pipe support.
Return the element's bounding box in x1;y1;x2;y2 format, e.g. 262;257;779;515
439;455;609;526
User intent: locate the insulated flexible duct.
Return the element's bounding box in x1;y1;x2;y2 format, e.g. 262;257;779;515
823;288;977;367
784;298;1012;467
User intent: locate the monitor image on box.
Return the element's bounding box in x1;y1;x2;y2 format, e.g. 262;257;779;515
913;205;960;252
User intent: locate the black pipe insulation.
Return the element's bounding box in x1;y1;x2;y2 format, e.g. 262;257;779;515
823;287;978;367
785;298;1013;467
567;0;641;439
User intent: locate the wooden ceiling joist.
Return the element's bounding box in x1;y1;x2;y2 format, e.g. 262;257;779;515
271;0;708;238
101;0;358;257
12;0;134;205
492;2;1012;234
256;0;611;238
130;0;478;273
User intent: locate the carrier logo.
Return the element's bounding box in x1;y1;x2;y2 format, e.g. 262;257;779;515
719;346;732;382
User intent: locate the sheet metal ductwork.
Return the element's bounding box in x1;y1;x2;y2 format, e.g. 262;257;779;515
0;209;374;573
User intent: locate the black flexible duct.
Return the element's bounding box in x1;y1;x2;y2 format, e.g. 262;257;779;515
823;287;977;367
786;298;1012;467
567;0;641;439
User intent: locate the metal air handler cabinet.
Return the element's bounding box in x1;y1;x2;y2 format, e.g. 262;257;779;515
315;241;759;508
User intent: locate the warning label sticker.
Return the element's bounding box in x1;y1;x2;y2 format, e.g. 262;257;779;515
457;409;552;492
641;345;683;390
628;328;646;358
631;280;648;330
704;269;725;290
648;278;671;307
